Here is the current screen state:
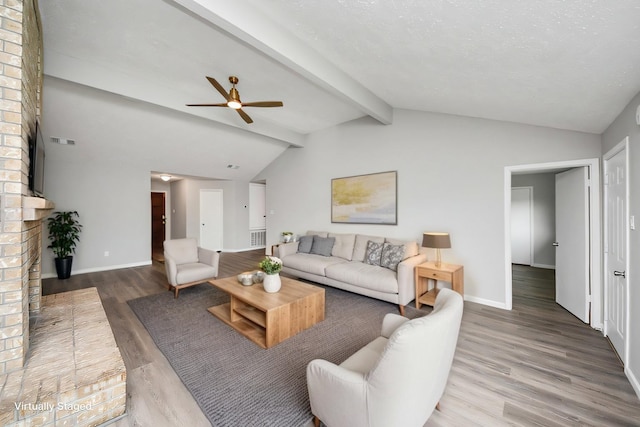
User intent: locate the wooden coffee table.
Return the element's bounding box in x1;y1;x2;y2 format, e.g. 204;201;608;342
207;276;325;349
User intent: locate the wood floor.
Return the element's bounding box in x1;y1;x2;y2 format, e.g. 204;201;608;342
42;256;640;426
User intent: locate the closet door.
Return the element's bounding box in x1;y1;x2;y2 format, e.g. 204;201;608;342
250;183;266;230
511;187;532;265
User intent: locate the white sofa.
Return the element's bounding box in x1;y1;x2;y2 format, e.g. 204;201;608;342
306;288;464;427
276;231;427;314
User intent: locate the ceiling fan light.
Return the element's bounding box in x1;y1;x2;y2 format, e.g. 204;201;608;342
227;87;242;109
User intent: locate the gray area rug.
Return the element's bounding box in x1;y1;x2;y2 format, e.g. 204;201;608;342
128;282;425;427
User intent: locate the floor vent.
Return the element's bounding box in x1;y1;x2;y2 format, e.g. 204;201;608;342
250;230;266;247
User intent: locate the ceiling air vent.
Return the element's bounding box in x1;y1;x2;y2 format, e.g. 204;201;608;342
50;137;75;145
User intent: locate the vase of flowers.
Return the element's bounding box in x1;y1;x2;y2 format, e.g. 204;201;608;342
282;231;294;243
259;256;283;293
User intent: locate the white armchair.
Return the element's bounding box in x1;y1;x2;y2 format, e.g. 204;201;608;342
306;288;463;427
163;238;220;298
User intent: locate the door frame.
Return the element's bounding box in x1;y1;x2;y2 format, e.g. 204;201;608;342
504;158;602;329
603;137;630;364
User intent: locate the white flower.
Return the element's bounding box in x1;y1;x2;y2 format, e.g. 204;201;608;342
259;256;283;274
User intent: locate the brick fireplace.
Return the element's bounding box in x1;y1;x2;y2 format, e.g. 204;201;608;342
0;0;45;376
0;2;127;426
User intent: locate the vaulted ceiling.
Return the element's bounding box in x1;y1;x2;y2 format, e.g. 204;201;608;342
40;0;640;148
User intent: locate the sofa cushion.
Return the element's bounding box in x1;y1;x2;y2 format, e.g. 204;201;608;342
329;233;356;260
325;261;398;294
380;242;405;271
176;263;217;284
310;236;335;257
364;240;383;266
165;238;199;264
297;235;314;253
352;235;385;262
282;253;347;276
385;238;419;260
307;231;328;238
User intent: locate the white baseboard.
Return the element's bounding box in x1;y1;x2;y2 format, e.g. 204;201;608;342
626;365;640;399
222;247;266;253
42;260;153;279
463;294;509;310
532;263;556;269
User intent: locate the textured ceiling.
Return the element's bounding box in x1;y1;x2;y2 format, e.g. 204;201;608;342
247;0;640;134
40;0;640;146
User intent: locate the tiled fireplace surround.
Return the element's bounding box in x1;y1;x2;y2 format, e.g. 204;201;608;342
0;1;126;425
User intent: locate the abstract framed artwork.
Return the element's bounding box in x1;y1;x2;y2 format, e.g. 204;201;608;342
331;171;397;224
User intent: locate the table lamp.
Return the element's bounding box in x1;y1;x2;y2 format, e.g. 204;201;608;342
422;232;451;267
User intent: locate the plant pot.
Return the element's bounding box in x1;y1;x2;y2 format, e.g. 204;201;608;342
263;273;281;293
55;256;73;280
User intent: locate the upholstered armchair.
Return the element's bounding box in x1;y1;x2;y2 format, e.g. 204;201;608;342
163;238;220;298
306;288;463;427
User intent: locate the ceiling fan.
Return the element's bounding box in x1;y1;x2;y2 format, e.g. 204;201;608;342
186;76;283;124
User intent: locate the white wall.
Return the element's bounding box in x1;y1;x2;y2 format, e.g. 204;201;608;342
602;90;640;397
41;76;286;276
170;179;188;239
257;109;601;307
512;173;556;268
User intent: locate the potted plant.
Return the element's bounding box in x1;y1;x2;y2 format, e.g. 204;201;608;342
259;256;283;293
282;231;294;243
47;211;82;279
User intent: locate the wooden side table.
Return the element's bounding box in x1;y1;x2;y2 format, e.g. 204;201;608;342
415;261;464;308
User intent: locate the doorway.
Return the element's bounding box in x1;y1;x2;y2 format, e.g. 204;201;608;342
504;158;602;329
151;192;166;262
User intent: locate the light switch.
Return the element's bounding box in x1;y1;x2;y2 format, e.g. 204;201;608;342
631;215;636;230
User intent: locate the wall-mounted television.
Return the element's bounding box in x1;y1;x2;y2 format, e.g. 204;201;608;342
28;120;45;197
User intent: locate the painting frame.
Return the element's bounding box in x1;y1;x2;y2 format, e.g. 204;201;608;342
331;171;397;225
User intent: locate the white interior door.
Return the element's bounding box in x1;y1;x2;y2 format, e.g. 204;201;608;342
511;187;533;265
604;147;627;360
555;168;589;323
200;189;223;251
249;183;266;230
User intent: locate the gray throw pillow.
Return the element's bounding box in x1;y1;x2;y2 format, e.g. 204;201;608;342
380;242;405;271
364;240;383;266
310;236;335;257
297;235;314;253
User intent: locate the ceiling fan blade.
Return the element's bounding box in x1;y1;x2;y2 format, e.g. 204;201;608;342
241;101;284;108
237;108;253;124
186;103;229;107
206;76;230;101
